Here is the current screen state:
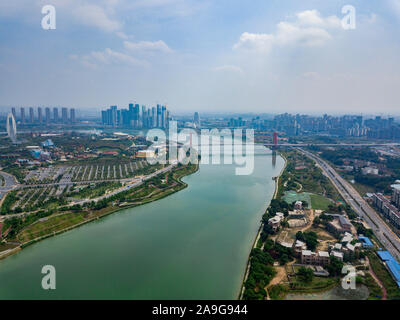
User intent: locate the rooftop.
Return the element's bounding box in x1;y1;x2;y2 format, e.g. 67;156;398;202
359;236;373;247
295;240;306;247
377;251;400;287
392;184;400;192
318;251;329;257
331;251;344;259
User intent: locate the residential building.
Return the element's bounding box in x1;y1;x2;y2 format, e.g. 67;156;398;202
268;212;284;232
38;107;43;123
53;107;59;122
194;112;201;128
70;108;76;123
45;107;51;124
62;107;68;124
294;201;303;210
301;250;330;266
372;193;400;229
392;184;400;209
29;107;34;123
20;107;25;124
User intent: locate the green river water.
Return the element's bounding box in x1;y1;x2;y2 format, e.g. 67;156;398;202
0;146;283;299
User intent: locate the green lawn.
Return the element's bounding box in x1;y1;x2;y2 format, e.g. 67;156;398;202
310;194;333;211
18;212;87;242
282;191;311;208
367;252;400;299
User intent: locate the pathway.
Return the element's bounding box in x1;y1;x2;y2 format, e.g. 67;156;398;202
366;256;387;300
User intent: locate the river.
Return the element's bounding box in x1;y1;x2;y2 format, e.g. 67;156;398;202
0;146;283;299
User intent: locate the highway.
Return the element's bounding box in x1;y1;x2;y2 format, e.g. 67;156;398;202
297;148;400;262
0;171;19;202
263;143;400;147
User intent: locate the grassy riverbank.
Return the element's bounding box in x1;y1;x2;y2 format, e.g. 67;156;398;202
0;163;199;260
241;149;353;300
239;150;287;299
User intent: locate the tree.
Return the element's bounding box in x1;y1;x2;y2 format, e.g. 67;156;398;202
313;216;321;226
279;254;290;266
296;231;305;241
298;266;314;283
303;232;318;251
327;256;344;276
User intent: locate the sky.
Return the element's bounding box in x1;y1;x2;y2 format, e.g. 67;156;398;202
0;0;400;115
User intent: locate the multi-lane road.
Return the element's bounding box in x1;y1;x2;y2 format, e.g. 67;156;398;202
0;171;19;203
297;148;400;262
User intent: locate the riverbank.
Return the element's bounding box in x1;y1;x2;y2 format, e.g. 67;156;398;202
0;163;199;261
239;150;287;299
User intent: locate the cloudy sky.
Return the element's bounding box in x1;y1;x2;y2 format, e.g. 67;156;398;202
0;0;400;115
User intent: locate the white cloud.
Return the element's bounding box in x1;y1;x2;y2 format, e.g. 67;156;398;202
234;9;341;52
72;48;149;69
116;31;130;39
124;40;173;53
73;4;121;32
296;10;341;28
233;32;274;52
389;0;400;15
214;65;243;74
0;1;122;33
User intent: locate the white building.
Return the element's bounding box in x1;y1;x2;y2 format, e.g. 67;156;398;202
362;167;379;175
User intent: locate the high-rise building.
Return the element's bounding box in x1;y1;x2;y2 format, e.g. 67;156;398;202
152;107;156;128
147;109;151;128
142;106;147;128
53;107;59;122
128;103;134;127
134;104;140;128
162;106;166;128
102;110;107;125
62;107;68;124
38;107;43;123
29;107;34;123
194;112;200;128
11;107;16;120
70;108;76;123
110;106;117;127
20;107;25;124
6;113;17;144
392;185;400;210
121;109;129;126
117;109;122;126
45;107;51;124
156;104;161;128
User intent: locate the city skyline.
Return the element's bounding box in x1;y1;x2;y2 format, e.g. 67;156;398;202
1;0;400;114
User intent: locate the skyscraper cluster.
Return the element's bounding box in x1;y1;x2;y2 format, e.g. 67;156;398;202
101;103;171;129
11;107;76;124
